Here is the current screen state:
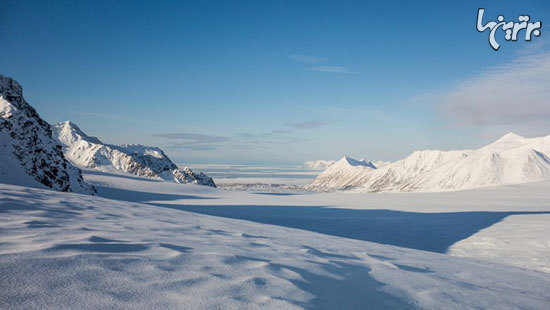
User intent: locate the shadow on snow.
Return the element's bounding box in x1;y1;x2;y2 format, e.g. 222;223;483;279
153;203;550;253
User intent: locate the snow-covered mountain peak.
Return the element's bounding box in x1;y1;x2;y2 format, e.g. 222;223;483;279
308;156;378;191
54;120;102;145
0;75;23;104
309;133;550;193
52;121;216;187
0;75;95;194
497;132;524;142
485;132;526;149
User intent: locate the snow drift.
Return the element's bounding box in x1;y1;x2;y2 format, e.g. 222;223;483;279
0;75;95;194
308;133;550;192
52;121;216;187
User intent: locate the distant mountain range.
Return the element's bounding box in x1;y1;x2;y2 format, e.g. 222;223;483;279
308;133;550;192
4;73;550;194
0;75;215;193
52;121;215;187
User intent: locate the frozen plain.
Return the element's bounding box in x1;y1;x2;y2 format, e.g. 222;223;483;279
1;169;550;309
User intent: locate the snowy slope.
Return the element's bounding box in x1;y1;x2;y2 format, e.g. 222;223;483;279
80;169;550;274
309;133;550;192
52;121;216;187
308;156;379;191
1;182;550;309
0;75;95;194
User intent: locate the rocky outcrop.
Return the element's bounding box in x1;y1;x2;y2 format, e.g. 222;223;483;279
0;75;95;194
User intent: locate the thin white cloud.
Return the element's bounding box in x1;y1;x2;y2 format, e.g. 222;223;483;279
440;51;550;135
285;120;331;129
153;133;229;143
153;133;229;151
310;66;354;74
290;54;326;63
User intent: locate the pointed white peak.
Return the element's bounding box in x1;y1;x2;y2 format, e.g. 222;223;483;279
481;132;528;153
52;121;102;145
496;132;524;142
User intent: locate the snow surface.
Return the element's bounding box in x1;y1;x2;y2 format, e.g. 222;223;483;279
309;133;550;192
82;169;550;272
1;177;550;309
2;169;550;308
191;163;318;191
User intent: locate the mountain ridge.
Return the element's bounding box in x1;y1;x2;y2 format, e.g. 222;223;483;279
52;120;216;187
308;133;550;193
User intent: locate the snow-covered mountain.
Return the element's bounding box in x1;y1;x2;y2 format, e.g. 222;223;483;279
52;121;216;187
308;156;379;190
0;75;95;194
308;133;550;192
304;158;390;170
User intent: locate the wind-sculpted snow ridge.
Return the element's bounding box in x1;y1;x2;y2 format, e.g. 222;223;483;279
52;121;216;187
0;75;95;194
309;133;550;192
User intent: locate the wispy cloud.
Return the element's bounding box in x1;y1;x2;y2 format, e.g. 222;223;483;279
289;54;355;74
271;129;293;134
163;142;218;151
309;66;354;74
153;133;229;151
439;50;550;135
285;120;331;129
290;54;326;63
153;133;229;143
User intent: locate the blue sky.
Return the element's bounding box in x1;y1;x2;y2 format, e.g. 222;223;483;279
1;0;549;164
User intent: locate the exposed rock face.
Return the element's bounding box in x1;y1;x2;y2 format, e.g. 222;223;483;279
0;75;95;194
52;121;216;187
173;166;216;187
